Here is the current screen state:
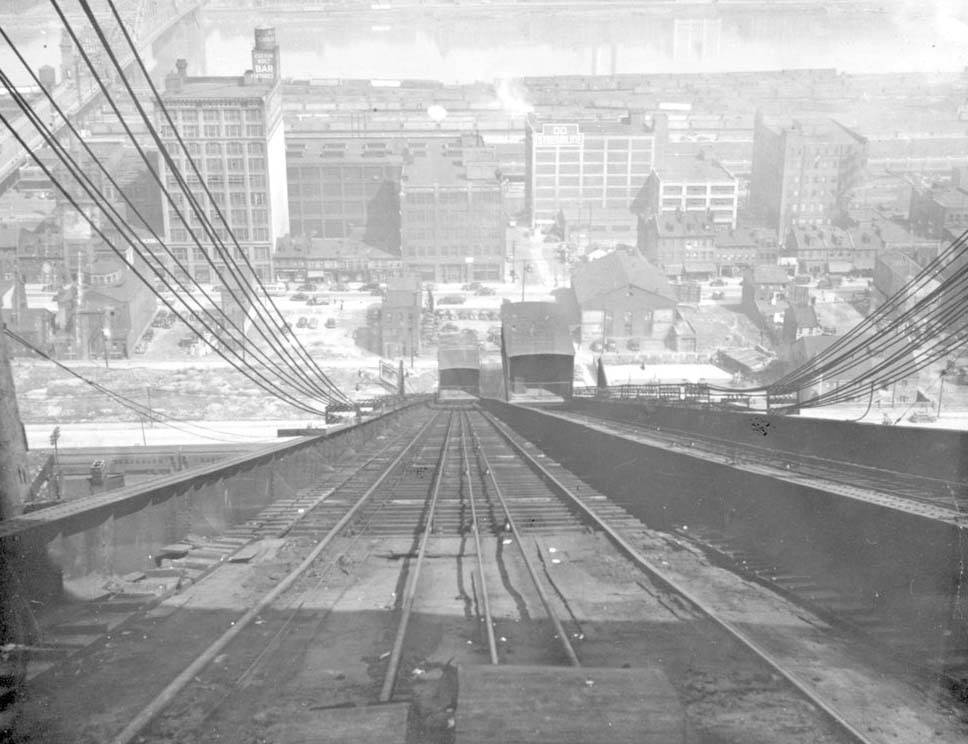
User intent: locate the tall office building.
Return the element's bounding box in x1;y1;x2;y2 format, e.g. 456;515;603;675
400;136;504;283
154;29;288;283
525;113;667;246
750;112;867;238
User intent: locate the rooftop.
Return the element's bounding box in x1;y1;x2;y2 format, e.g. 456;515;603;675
401;147;498;186
658;156;734;182
652;215;718;237
759;114;866;146
789;224;854;248
500;301;574;357
162;61;274;101
572;252;676;305
931;188;968;209
750;264;791;284
715;225;778;248
527;112;661;137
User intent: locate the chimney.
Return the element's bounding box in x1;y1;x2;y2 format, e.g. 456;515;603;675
165;59;187;93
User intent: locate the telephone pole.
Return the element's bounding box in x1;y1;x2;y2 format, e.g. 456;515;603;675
0;313;29;518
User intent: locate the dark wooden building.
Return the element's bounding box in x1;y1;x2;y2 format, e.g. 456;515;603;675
500;301;574;400
437;344;481;395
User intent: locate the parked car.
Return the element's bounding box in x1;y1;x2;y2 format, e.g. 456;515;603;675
307;295;331;305
325;318;336;329
332;282;349;292
439;294;466;305
178;336;196;348
590;340;617;353
626;339;641;351
296;283;316;292
711;290;725;300
709;278;725;287
296;316;309;328
308;317;319;329
440;323;460;333
461;282;482;292
290;292;308;301
474;286;496;296
359;282;382;292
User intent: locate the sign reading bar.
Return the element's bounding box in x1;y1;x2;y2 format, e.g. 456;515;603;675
535;123;583;147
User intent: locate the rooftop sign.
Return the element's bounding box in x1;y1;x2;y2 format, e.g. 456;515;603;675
535;123;583;147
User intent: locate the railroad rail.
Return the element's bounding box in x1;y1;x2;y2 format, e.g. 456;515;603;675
6;401;961;743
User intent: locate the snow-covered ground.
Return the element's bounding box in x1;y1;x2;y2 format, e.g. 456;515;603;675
23;419;318;449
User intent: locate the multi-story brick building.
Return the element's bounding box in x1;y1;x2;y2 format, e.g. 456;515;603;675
526;113;667;245
285;139;403;251
909;174;968;240
750;112;867;236
638;214;717;279
785;224;875;275
154;29;288;283
636;155;738;230
399;139;504;283
713;223;779;275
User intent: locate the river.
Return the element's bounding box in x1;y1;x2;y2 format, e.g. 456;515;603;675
1;2;966;87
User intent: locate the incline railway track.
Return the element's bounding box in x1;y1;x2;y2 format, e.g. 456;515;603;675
6;403;966;743
557;407;968;514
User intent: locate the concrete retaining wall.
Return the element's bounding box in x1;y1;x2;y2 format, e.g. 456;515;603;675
483;400;968;662
568;398;968;483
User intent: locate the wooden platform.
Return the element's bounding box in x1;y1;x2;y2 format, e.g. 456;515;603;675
455;665;686;744
265;702;410;743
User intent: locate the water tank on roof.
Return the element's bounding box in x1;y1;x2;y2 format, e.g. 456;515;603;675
254;27;276;50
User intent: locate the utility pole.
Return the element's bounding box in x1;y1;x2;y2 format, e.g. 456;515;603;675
938;369;947;418
146;386;153;427
0;313;29;518
102;309;111;369
75;251;85;360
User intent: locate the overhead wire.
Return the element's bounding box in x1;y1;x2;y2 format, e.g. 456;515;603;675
85;0;352;404
0;46;340;409
767;228;968;394
46;0;348;406
0;107;330;416
773;263;968;404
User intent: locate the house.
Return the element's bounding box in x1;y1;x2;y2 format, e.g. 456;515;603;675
872;250;940;319
379;275;423;359
571;251;677;349
713;223;779;276
785;225;861;275
741;264;790;309
782;303;821;344
76;259;157;359
637;214;718;280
